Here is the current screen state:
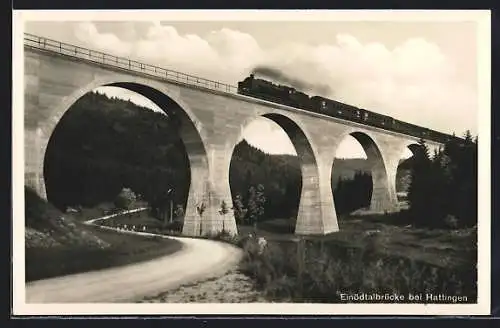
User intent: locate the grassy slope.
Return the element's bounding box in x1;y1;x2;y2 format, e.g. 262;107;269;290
25;187;110;250
26;226;183;282
237;214;476;269
25;188;183;282
236;215;477;303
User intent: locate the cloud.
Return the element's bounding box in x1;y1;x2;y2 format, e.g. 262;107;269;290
253;35;476;137
70;22;477;157
72;22;263;84
74;22;133;57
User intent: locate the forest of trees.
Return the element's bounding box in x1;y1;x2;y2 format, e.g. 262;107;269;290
407;134;478;228
43;91;413;226
334;171;372;215
44;91;186;207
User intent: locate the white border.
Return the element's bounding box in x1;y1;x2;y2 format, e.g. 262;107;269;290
12;10;492;316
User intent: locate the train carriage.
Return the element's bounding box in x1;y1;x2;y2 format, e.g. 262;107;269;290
237;74;456;145
364;110;394;130
283;86;312;110
427;129;453;144
310;96;363;122
393;119;427;139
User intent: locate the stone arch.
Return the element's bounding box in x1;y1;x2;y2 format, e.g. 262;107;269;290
262;113;320;168
332;129;394;213
231;111;334;235
32;76;210;235
39;76;207;153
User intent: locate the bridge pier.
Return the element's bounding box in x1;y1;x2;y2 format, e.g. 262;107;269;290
181;154;209;237
369;141;426;214
295;156;339;235
182;146;238;237
25;126;49;200
379;141;443;214
345;132;399;214
370;161;398;213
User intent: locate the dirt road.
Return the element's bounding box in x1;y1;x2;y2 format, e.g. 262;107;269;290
25;232;243;303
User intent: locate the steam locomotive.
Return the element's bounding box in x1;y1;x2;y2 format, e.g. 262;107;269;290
237;74;454;144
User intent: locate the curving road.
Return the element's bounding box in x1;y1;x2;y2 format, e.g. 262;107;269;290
26;211;243;303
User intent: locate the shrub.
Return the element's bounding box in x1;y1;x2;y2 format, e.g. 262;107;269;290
113;188;137;211
25;186;63;229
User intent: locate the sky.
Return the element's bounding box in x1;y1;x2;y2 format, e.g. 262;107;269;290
24;17;479;159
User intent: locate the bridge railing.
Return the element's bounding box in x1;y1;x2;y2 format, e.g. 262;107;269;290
24;33;238;94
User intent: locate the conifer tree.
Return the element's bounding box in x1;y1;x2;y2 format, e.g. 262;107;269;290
232;194;247;225
407;138;433;226
247;184;266;231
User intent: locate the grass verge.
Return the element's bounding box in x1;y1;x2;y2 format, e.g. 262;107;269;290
238;236;476;303
25;187;183;282
26;225;183;282
235;213;477;304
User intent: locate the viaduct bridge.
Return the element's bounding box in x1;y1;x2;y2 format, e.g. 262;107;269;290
23;33;444;236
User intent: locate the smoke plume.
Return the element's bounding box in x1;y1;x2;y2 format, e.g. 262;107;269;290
251;66;332;96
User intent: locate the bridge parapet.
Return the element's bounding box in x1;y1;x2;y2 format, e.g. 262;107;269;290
24;33;238;95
